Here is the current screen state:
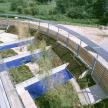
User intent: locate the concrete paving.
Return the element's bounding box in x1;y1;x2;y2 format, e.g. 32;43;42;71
0;71;24;108
99;38;108;52
0;33;18;43
0;78;10;108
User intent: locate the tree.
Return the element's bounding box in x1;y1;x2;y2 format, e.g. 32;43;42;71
94;0;108;25
36;0;52;4
55;0;96;18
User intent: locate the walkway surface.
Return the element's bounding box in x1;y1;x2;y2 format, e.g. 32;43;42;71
0;71;24;108
82;84;107;105
0;78;10;108
0;32;17;43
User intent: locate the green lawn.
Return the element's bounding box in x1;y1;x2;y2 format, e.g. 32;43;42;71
9;65;33;84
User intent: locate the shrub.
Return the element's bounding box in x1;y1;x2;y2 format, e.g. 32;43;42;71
17;6;23;14
24;7;38;15
11;2;17;11
66;6;85;19
100;12;108;25
0;0;5;3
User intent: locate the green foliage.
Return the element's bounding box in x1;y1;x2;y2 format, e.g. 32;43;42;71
37;0;52;4
94;0;108;25
0;49;17;58
101;11;108;25
17;6;23;14
66;6;86;19
10;0;38;15
0;0;107;25
0;2;11;13
0;0;6;3
10;65;33;84
56;0;95;19
78;74;95;89
35;82;80;108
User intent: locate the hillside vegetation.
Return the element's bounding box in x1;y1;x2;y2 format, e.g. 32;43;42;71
0;0;108;25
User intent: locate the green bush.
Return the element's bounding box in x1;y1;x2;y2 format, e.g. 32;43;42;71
100;11;108;25
35;82;80;108
0;0;5;3
66;6;85;19
11;2;18;11
24;7;38;16
37;0;52;4
17;6;23;14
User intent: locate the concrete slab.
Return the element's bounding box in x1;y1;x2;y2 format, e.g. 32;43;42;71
26;63;39;76
0;33;18;43
0;78;10;108
0;71;24;108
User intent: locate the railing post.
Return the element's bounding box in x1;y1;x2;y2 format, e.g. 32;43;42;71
66;33;69;47
38;20;40;30
47;23;49;34
28;21;30;38
56;27;59;41
91;53;98;76
5;15;9;32
77;40;81;56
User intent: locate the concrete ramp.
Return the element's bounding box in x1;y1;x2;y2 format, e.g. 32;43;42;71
0;71;24;108
82;84;108;105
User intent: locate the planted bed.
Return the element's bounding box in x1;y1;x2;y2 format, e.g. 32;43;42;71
9;65;33;84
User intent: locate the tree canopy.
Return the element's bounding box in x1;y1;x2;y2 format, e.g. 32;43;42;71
9;0;108;25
